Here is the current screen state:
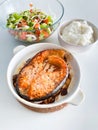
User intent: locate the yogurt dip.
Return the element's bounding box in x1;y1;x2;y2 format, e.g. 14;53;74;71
62;20;94;46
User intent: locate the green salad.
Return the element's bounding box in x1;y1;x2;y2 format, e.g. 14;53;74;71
6;6;53;42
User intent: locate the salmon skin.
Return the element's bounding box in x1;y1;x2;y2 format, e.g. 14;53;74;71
15;49;68;101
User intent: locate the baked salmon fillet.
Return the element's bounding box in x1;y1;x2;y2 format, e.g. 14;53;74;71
15;49;68;101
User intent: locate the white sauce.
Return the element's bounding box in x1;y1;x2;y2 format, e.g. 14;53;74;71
62;21;94;46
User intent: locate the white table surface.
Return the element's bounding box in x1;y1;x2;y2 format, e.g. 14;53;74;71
0;0;98;130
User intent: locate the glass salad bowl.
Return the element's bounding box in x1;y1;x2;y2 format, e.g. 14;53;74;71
0;0;64;43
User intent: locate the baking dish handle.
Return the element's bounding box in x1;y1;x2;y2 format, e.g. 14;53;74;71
13;45;26;55
68;88;85;106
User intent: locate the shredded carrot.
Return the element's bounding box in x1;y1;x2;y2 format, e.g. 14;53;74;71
41;30;49;37
34;23;40;29
43;19;49;24
29;3;33;8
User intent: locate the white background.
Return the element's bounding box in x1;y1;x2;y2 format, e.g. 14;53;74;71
0;0;98;130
